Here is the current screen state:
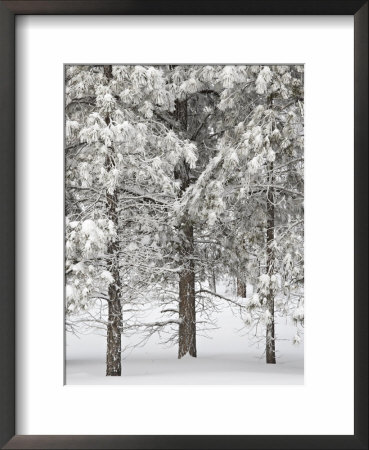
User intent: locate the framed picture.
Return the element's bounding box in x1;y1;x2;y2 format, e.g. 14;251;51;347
0;1;367;449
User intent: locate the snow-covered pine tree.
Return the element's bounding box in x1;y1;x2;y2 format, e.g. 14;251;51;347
65;65;192;374
65;64;304;374
180;65;304;363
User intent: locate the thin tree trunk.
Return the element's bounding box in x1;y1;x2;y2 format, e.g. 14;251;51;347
237;278;247;298
104;65;122;376
205;247;216;293
175;98;197;359
266;161;276;364
208;269;216;293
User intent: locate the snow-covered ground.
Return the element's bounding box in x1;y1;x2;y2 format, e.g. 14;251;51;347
66;284;304;385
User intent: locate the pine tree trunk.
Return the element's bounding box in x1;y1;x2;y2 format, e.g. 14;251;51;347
178;221;197;358
208;269;216;293
266;161;276;364
237;278;247;298
104;65;122;376
175;98;197;359
205;248;216;293
106;199;122;375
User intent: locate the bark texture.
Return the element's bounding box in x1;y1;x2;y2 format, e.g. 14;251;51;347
266;161;276;364
178;221;197;358
237;278;247;298
208;270;217;293
175;98;197;359
104;65;122;376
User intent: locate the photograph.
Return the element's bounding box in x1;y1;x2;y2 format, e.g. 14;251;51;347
65;64;304;385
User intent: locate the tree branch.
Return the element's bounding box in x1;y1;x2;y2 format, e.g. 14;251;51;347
196;289;245;308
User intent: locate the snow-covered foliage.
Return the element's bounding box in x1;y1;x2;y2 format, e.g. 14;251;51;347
65;65;304;374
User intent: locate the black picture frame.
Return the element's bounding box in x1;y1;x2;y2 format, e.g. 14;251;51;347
0;1;367;449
